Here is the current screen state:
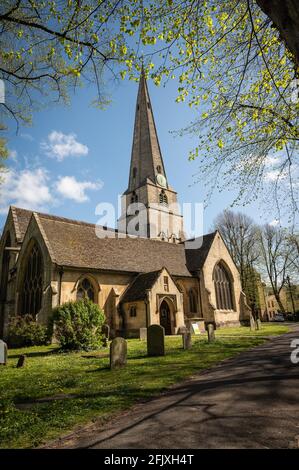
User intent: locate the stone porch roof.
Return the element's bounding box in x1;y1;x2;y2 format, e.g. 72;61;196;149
121;270;162;303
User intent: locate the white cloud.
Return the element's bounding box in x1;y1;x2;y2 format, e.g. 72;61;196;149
56;176;102;203
264;169;288;182
0;168;54;214
269;219;280;227
41;130;89;161
20;133;34;141
264;156;278;166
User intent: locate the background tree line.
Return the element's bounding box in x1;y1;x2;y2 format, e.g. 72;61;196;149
214;209;299;313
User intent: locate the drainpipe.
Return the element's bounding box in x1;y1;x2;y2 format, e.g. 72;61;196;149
197;270;203;317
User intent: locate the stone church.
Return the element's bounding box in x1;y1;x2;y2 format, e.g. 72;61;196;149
0;73;251;339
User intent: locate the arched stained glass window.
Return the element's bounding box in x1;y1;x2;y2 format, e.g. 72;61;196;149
76;278;95;302
20;241;43;316
213;263;234;310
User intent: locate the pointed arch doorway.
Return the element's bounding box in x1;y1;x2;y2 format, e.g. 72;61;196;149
159;299;172;335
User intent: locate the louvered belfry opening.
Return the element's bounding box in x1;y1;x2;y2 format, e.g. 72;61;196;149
20;241;44;316
213;263;234;310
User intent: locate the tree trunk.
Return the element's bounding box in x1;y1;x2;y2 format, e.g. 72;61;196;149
256;0;299;66
274;292;286;313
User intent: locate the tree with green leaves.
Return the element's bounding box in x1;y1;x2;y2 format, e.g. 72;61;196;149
113;0;298;218
1;0;298;218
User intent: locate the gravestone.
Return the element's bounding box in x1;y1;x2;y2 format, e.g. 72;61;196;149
16;354;26;368
206;323;215;343
147;324;165;357
0;340;8;365
139;328;147;341
110;337;127;369
178;325;188;335
182;332;192;350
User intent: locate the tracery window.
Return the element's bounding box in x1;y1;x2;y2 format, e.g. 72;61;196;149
76;278;95;302
213;263;234;310
20;241;43;315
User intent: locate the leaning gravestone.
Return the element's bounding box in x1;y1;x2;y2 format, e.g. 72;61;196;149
110;337;127;369
206;323;215;343
0;340;8;365
147;324;165;357
182;332;192;350
139;328;147;341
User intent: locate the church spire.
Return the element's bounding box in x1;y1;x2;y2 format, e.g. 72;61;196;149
128;70;167;191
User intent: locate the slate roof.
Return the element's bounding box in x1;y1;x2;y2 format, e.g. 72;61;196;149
10;206;216;277
121;270;162;303
185;232;217;272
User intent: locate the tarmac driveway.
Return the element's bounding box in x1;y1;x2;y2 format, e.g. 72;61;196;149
46;327;299;449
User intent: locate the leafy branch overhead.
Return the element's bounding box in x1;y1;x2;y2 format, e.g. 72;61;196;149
0;1;298;216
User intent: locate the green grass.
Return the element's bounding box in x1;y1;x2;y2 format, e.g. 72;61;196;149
215;324;290;336
0;324;289;448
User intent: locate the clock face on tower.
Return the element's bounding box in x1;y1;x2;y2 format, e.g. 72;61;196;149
156;173;167;188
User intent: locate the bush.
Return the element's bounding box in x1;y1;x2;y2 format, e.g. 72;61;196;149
7;315;48;348
52;299;106;351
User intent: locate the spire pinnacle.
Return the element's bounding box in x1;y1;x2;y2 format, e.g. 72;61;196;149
128;71;167;191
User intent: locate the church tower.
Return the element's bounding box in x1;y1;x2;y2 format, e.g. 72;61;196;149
118;71;185;242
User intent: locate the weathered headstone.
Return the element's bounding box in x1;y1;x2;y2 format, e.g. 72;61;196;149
207;323;215;343
0;340;8;365
147;324;165;357
110;337;127;369
182;332;192;350
139;327;147;341
250;314;256;331
178;325;188;335
16;354;26;368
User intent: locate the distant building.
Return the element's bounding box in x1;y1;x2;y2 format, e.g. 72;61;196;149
266;285;299;317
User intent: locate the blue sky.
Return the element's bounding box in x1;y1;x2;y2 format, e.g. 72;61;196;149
1;75;278;234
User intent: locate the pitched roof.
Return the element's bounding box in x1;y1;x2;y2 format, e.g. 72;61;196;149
9;206;216;277
121;270;162;303
185;232;217;272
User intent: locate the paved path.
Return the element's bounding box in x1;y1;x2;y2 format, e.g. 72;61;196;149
46;328;299;449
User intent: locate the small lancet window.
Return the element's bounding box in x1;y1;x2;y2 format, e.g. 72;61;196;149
131;191;138;203
156;165;162;174
132;167;137;178
130;306;137;317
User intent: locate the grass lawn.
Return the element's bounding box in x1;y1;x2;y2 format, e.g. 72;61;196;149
0;323;289;448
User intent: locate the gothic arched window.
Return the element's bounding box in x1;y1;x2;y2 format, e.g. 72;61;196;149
213;263;234;310
76;278;95;302
189;289;198;313
20;241;43;316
